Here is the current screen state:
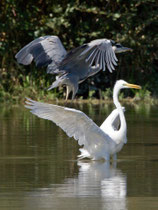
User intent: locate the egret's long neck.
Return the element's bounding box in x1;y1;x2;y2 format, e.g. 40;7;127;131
113;85;127;141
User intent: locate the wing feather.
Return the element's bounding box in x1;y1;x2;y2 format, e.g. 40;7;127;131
57;39;119;77
106;51;112;73
107;49;115;71
100;52;103;70
95;51;101;67
109;50;117;66
25;98;113;155
113;50;118;62
15;36;67;72
85;48;97;62
102;52;106;71
78;39;118;73
89;49;99;66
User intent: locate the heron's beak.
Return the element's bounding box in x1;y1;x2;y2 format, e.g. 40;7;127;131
115;47;133;53
125;83;141;89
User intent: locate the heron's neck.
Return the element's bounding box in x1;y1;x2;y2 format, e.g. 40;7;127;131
113;86;127;141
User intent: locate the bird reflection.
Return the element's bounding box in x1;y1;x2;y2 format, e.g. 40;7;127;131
24;161;127;210
77;161;127;198
52;161;127;209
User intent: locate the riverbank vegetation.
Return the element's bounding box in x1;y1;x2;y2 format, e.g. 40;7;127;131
0;0;157;103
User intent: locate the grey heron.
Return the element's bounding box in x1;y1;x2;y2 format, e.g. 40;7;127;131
16;36;132;99
25;80;141;161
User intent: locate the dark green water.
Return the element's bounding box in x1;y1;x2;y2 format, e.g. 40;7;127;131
0;102;158;210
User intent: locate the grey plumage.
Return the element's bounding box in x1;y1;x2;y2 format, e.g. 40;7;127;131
15;35;132;99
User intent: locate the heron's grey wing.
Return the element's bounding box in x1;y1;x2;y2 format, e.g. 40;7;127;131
57;44;90;79
79;39;118;73
15;35;67;72
25;98;112;157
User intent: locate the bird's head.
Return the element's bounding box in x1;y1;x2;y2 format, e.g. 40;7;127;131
113;80;141;107
110;40;133;53
115;80;141;90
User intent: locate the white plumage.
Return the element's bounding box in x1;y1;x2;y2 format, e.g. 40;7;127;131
25;80;141;161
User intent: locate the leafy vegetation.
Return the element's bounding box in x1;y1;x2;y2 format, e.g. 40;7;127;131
0;0;157;102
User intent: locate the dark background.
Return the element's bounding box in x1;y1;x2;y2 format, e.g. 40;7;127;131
0;0;157;101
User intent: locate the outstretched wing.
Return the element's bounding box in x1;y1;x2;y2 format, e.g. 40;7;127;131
15;35;67;72
100;107;125;132
79;39;118;73
25;98;113;158
59;39;118;74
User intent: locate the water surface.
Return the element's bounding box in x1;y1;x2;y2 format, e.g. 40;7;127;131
0;103;158;210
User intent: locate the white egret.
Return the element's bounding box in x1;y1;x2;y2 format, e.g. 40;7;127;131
25;80;141;161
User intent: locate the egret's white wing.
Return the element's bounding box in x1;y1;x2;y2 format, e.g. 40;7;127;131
25;98;115;159
79;39;118;73
15;36;67;72
100;107;125;132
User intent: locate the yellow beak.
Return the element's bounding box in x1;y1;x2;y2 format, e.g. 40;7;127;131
125;83;141;89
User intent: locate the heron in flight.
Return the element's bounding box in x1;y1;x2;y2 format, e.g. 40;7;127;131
16;36;132;99
25;80;141;161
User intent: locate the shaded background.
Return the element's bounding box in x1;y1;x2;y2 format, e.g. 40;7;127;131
0;0;157;101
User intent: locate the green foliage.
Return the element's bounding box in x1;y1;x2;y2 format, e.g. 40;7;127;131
0;0;157;102
88;90;96;99
100;88;112;100
134;87;152;101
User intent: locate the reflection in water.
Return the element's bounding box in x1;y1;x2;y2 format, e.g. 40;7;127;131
25;161;127;210
71;161;126;210
1;104;158;210
56;161;126;197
